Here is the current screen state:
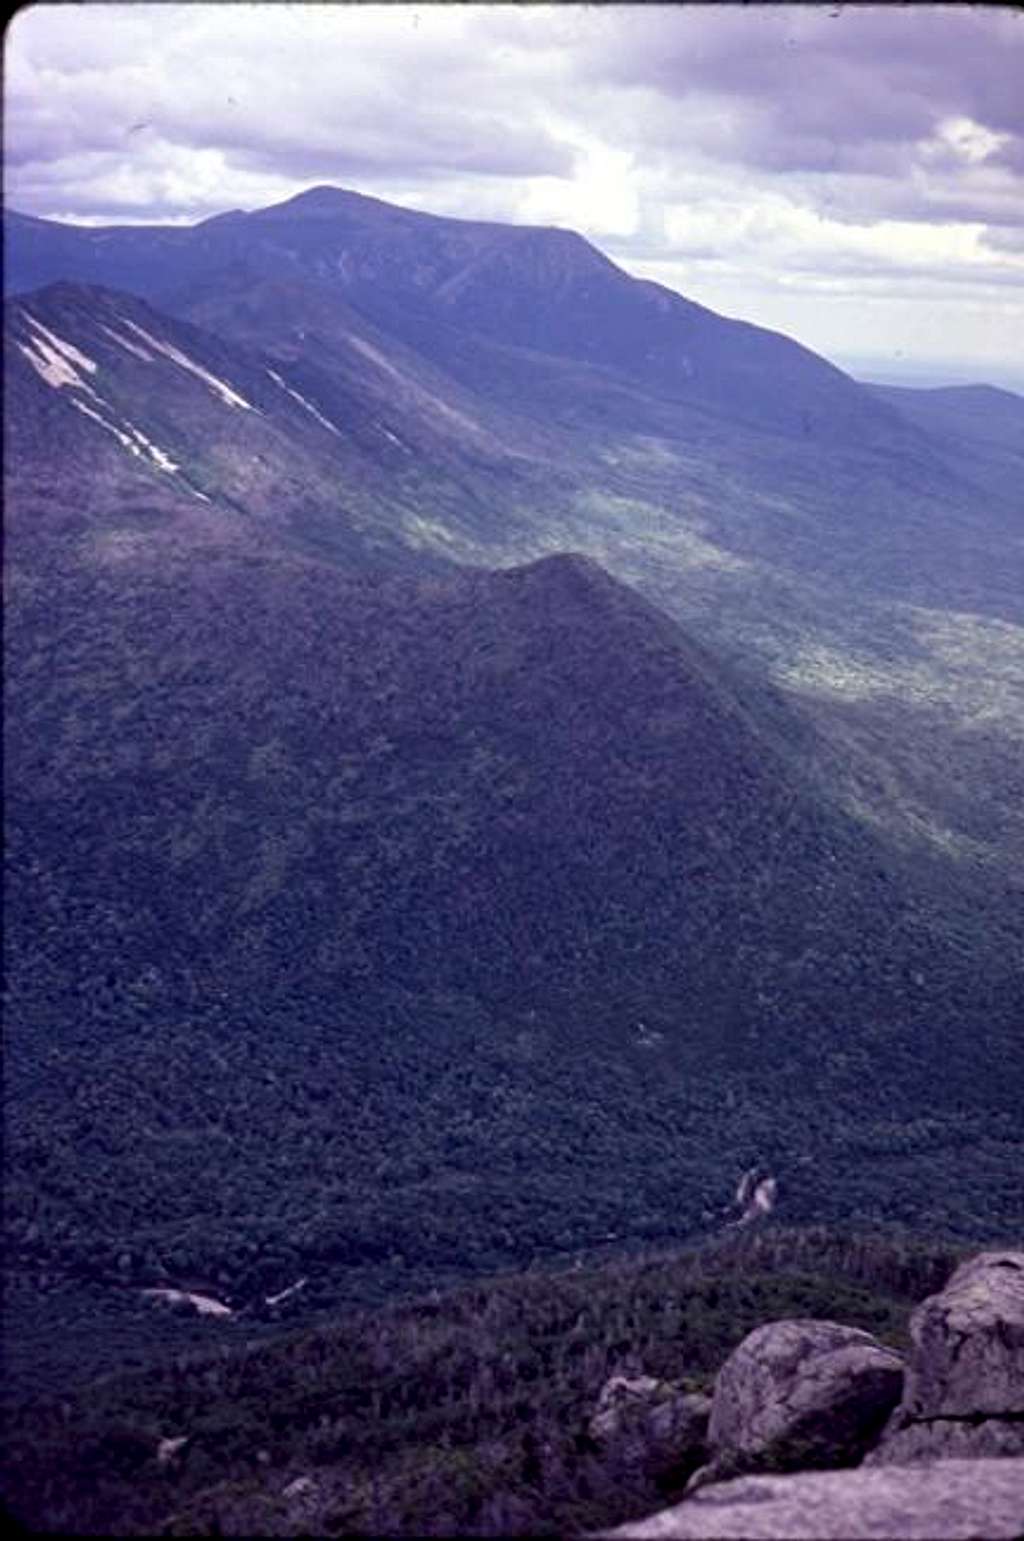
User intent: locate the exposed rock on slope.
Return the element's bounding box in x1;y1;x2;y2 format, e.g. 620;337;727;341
589;1375;711;1486
610;1251;1024;1539
867;1250;1024;1465
904;1251;1024;1417
6;187;908;447
606;1458;1024;1540
3;280;510;570
698;1320;903;1481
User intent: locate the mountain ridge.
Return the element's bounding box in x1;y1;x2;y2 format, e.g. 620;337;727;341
4;182;1023;1419
6;188;1023;881
7;530;1020;1355
3;187;916;444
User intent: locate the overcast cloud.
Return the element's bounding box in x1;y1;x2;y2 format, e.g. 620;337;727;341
5;2;1023;382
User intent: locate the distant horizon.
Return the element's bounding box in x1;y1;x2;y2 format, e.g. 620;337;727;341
834;353;1024;397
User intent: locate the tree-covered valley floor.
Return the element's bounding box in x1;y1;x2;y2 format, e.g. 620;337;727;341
5;549;1022;1460
1;1224;984;1537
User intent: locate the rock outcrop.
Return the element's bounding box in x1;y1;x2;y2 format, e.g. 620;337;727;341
605;1457;1024;1539
697;1319;903;1481
589;1374;711;1483
280;1471;323;1526
867;1250;1024;1466
155;1434;189;1469
869;1415;1024;1464
606;1250;1024;1538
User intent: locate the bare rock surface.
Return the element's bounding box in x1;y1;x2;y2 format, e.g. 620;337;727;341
591;1376;670;1442
902;1251;1024;1418
590;1374;711;1481
867;1250;1024;1467
279;1472;324;1534
704;1319;903;1476
645;1392;712;1452
155;1434;189;1468
867;1415;1024;1465
590;1375;710;1444
605;1457;1024;1539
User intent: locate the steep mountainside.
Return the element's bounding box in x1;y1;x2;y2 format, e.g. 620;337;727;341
4;546;941;1027
7;191;1023;884
5;188;900;444
3;280;565;569
6;528;1022;1377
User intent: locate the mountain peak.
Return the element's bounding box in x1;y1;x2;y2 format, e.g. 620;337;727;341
492;553;685;648
254;184;401;222
500;551;618;598
274;183;356;207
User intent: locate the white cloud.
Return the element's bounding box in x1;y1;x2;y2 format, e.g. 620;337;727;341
4;2;1023;379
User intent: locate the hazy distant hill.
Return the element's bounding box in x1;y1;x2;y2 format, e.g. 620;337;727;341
5;187;900;445
867;382;1024;510
7;192;1020;624
6;193;1021;1072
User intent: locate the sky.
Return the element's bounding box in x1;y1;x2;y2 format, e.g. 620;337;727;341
5;2;1024;387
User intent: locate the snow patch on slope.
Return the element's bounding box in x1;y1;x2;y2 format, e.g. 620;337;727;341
15;308;213;503
17;339;83;391
26;315;98;374
70;398;146;455
97;322;157;362
266;368;341;435
130;425;179;473
70;399;171;466
69;399;207;494
119;317;257;410
18;314;102;395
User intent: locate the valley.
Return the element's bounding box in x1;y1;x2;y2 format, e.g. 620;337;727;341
3;186;1022;1416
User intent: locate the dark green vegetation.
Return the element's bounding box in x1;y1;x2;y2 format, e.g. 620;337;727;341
4;187;1022;1433
5;542;1022;1405
2;1227;972;1536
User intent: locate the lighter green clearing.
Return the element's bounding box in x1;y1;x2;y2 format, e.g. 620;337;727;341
776;607;1024;736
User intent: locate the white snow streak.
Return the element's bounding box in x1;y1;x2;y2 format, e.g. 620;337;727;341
120;317;256;410
70;399;181;475
17;309;213;501
17;321;102;394
129;424;179;472
266;369;341;435
26;315;98;374
17;339;81;391
97;322;156;362
70;398;144;456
